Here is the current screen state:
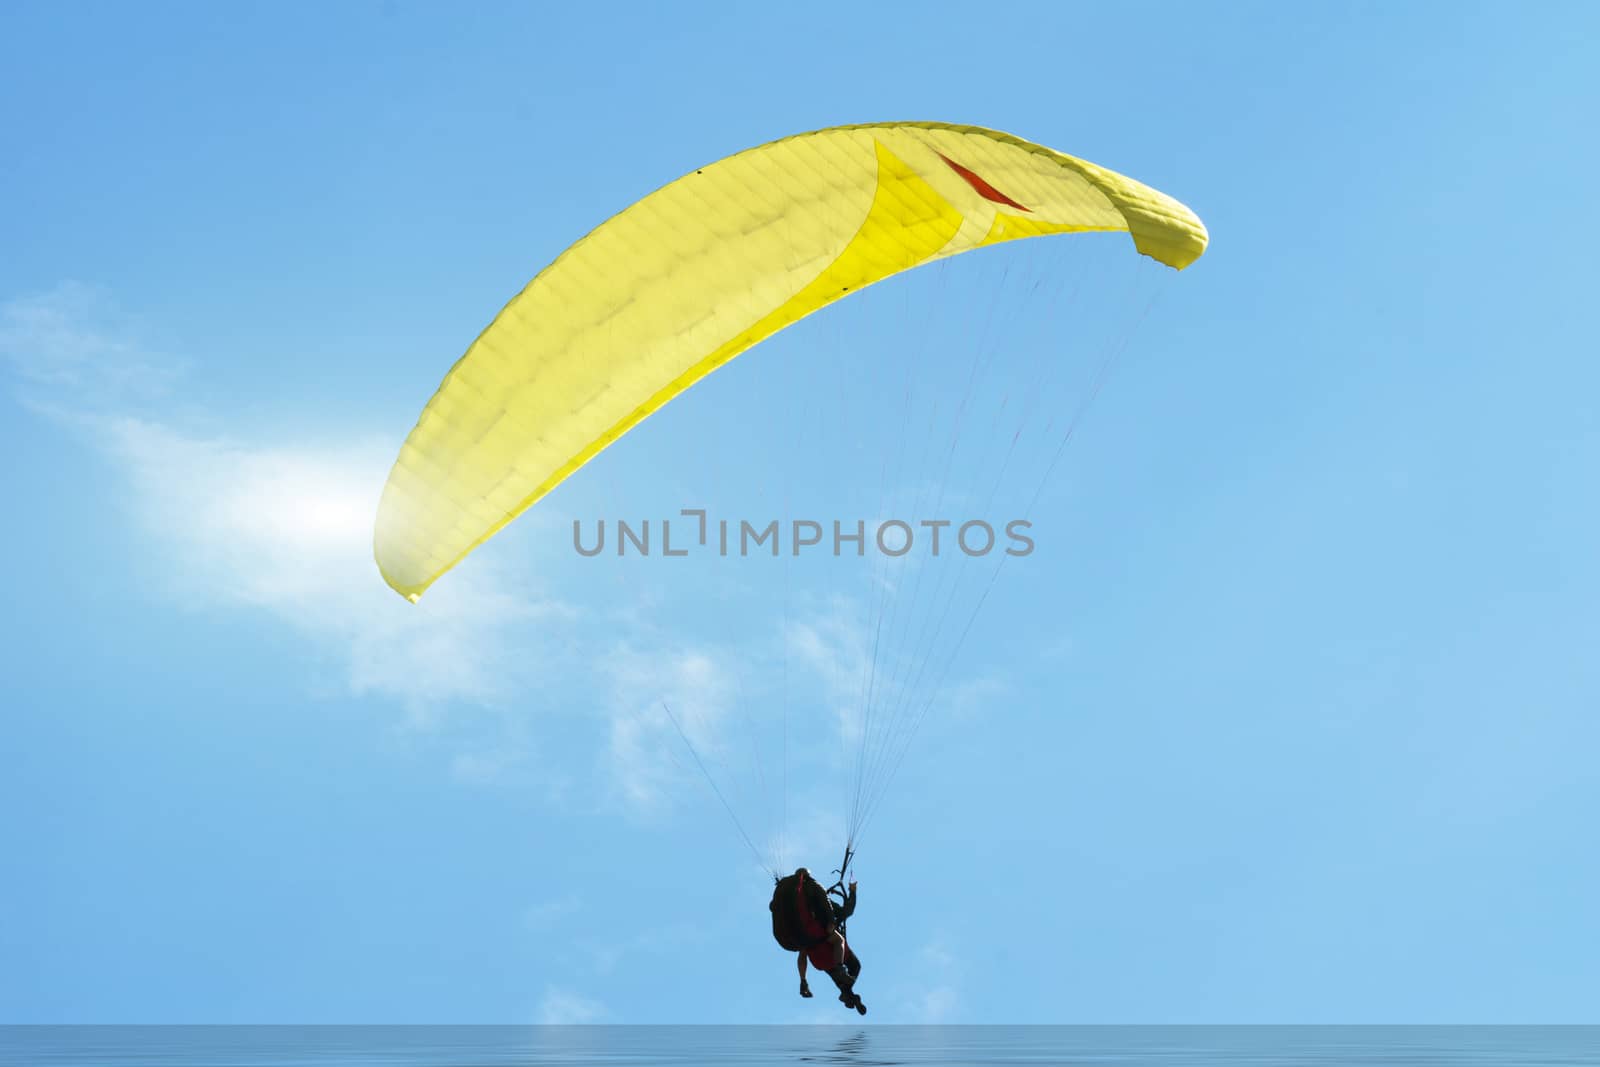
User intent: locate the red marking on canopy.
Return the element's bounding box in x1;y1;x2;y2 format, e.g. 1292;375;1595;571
937;152;1031;213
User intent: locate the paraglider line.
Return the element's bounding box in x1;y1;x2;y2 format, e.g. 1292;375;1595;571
660;701;776;878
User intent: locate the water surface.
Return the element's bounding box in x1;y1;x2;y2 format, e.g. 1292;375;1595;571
4;1025;1598;1067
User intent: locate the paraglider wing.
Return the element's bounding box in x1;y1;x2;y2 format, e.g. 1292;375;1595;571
374;122;1208;601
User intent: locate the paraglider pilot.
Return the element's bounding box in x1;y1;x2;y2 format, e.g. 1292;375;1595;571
770;866;865;1014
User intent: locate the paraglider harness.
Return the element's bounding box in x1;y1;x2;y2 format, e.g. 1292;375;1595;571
770;845;856;951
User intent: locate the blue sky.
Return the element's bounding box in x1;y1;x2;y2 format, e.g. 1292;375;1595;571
3;0;1597;1024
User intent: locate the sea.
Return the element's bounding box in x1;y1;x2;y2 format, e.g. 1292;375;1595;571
2;1026;1597;1067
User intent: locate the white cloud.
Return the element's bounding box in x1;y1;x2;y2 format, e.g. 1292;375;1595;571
916;985;959;1022
890;941;961;1023
580;920;701;979
603;643;739;815
1;284;569;715
99;412;560;713
0;281;178;404
598;635;868;878
785;595;871;746
536;987;606;1025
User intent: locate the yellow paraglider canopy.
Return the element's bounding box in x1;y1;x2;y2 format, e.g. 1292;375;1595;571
375;122;1208;601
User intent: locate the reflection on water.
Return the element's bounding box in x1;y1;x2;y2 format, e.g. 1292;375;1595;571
2;1026;1599;1067
799;1029;899;1066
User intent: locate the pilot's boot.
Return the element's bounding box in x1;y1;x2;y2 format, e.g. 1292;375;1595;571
827;966;865;1014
